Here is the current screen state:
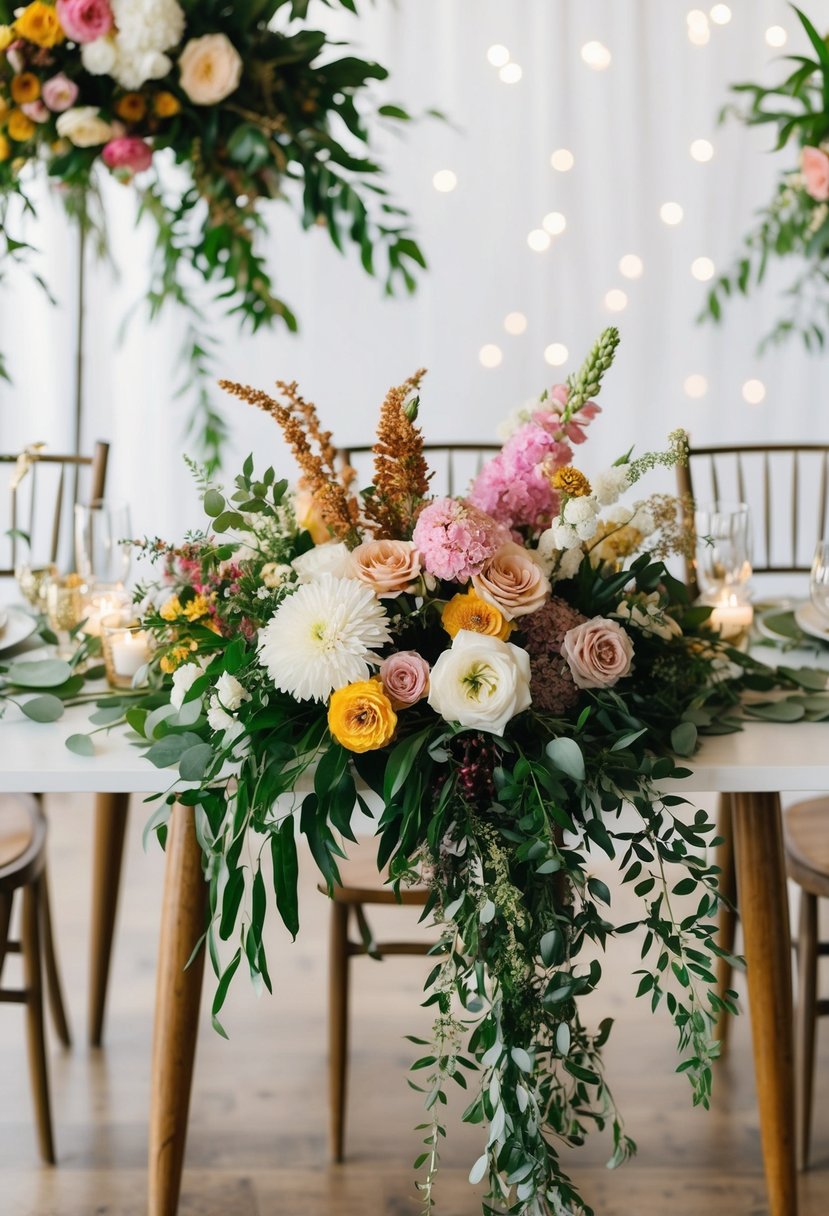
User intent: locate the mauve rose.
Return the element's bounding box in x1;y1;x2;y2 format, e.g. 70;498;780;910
379;651;430;708
472;542;551;620
561;616;634;690
42;73;79;112
801;146;829;202
102;136;152;173
349;539;421;597
56;0;114;43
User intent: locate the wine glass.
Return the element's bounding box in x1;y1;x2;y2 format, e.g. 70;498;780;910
810;540;829;625
694;502;753;597
74;500;132;588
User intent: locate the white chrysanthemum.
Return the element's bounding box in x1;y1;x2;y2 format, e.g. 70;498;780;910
563;495;599;526
593;466;630;506
257;574;391;702
111;0;184;53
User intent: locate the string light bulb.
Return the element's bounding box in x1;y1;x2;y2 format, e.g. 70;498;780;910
690;138;714;162
487;45;510;67
742;379;766;404
660;201;684;225
619;253;644;279
544;343;569;366
432;169;457;193
684;374;708;399
479;344;503;369
542;211;566;236
691;256;715;282
765;25;787;48
604;288;628;312
504;312;527;336
499;63;522;84
527;228;551;252
709;4;731;24
581;41;611;70
550;148;574;172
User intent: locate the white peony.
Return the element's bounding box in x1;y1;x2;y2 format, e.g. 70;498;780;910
111;0;184;53
179;33;243;105
170;661;203;711
81;36;117;76
592;467;630;506
258;574;391;703
292;542;353;583
428;630;532;737
56;106;113;146
214;671;250;712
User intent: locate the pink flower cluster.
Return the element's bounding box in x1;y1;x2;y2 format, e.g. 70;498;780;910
412;497;509;583
801;146;829;202
56;0;113;44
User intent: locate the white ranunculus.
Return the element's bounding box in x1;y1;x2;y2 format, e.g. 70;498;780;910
214;671;250;712
592;467;630;506
179;32;243;105
428;630;532;737
170;661;203;711
292;542;353;583
56;106;113;147
81;36;117;76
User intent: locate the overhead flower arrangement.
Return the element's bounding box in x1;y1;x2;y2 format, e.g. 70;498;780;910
702;4;829;351
0;0;424;467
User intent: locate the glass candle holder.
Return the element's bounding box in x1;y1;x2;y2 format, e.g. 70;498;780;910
694;502;753;597
82;584;131;638
101;612;152;689
703;590;755;649
16;561;59;608
45;574;87;658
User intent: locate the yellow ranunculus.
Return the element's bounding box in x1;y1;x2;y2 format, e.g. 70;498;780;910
153;91;181;118
441;590;512;641
14;2;64;47
328;679;397;753
0;135;10;162
11;73;41;105
7;110;36;142
116;92;147;122
0;25;14;51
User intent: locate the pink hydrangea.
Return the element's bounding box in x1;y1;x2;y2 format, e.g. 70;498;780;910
102;136;153;174
42;73;79;112
412;497;509;583
56;0;113;43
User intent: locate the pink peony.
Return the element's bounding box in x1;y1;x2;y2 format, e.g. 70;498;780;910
42;72;79;112
801;146;829;202
561;617;634;690
379;651;430;708
102;136;153;174
412;497;510;584
56;0;113;44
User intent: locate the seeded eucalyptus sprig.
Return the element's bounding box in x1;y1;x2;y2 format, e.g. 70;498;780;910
564;327;621;418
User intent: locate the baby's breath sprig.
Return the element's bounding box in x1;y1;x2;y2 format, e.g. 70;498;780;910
564;326;621;418
624;428;689;486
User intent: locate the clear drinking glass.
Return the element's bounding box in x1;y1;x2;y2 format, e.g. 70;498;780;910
810;540;829;625
694;502;753;597
74;500;132;587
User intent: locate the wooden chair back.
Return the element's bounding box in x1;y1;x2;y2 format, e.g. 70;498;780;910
0;441;109;577
340;442;500;500
677;443;829;587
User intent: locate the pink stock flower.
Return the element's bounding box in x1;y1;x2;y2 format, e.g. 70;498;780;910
412;497;509;583
470;420;570;531
42;72;79;111
102;136;152;174
56;0;113;44
379;651;431;708
801;146;829;202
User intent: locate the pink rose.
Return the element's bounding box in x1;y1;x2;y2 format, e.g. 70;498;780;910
56;0;113;44
349;539;422;597
801;146;829;202
472;542;551;620
102;136;152;174
379;651;431;708
561;616;634;689
42;73;79;112
22;100;49;123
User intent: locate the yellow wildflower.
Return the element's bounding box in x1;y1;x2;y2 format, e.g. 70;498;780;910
159;595;182;622
183;594;211;621
441;590;512;641
7;110;36;142
153;91;181;118
11;73;41;105
116;92;147;122
328;680;397;753
14;2;64;47
0;25;14;52
550;466;592;498
160;644;192;674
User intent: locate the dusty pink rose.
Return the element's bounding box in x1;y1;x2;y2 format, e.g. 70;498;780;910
472;542;551;620
561;616;634;690
379;651;430;708
56;0;113;43
21;100;49;123
102;136;152;174
349;539;421;597
42;72;79;112
802;146;829;202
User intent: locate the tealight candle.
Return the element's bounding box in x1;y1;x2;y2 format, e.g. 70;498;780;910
101;612;152;689
83;585;130;637
111;630;150;677
707;594;754;645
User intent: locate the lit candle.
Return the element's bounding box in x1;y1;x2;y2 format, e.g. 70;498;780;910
708;595;754;642
110;630;150;678
84;590;128;637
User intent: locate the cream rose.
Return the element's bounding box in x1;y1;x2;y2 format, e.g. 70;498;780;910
179;33;243;105
561;617;634;690
349;539;421;597
292;542;352;583
472;542;551;620
55;105;113;147
428;630;532;736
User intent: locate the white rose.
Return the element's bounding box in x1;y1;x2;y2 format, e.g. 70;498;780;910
214;671;250;713
292;542;353;583
592;467;630;506
170;661;203;711
56;106;113;147
428;630;532;737
179;33;243;105
81;36;117;76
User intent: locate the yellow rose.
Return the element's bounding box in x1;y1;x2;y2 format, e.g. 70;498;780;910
328;680;397;753
11;73;41;105
14;2;64;48
441;590;512;641
0;134;10;162
153;91;181;118
116;92;147;122
7;110;36;142
0;25;14;52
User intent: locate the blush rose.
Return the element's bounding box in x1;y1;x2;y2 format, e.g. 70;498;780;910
379;651;430;708
472;541;551;620
561;616;634;689
349;539;421;597
802;146;829;202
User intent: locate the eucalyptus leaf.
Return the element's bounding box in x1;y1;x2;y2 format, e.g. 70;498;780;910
65;733;95;756
20;694;64;723
5;659;73;689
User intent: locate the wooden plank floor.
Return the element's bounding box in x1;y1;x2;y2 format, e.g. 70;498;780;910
1;793;829;1215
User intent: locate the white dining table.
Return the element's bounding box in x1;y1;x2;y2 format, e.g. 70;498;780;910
1;692;826;1216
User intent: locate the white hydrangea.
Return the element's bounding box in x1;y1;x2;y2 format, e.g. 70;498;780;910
562;495;599;526
592;466;630;506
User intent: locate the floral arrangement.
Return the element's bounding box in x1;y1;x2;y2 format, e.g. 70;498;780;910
7;329;829;1214
702;4;829;351
0;0;424;466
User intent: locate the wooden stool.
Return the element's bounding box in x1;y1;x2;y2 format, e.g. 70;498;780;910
0;795;71;1164
318;840;431;1163
785;797;829;1171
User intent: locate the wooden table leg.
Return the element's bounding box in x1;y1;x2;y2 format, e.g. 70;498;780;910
89;791;130;1046
731;791;798;1216
148;802;207;1216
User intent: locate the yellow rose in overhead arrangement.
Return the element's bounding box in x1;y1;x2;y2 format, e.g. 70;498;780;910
0;95;9;121
328;679;398;753
14;2;65;47
0;135;10;162
11;73;41;105
441;590;512;642
7;110;36;142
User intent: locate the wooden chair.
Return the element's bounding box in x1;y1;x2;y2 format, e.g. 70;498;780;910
321;442;499;1162
0;794;72;1163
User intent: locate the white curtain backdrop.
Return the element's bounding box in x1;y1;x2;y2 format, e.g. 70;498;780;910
1;0;827;547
